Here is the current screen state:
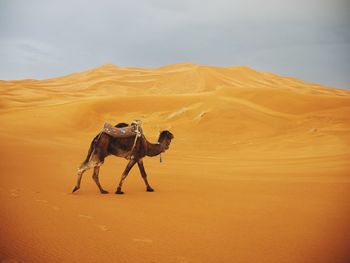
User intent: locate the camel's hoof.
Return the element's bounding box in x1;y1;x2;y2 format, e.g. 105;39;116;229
100;190;109;194
146;187;154;192
115;188;124;194
72;186;79;193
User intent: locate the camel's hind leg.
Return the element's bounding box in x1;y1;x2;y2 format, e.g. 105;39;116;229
92;166;109;194
72;157;102;193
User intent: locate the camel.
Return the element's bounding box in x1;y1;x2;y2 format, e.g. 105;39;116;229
72;122;174;194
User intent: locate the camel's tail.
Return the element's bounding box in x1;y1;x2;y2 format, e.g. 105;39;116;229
82;133;100;164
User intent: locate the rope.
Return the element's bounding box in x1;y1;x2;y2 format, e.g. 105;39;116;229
127;120;142;160
156;141;166;163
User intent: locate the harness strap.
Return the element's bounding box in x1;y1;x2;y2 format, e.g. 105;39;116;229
126;120;142;160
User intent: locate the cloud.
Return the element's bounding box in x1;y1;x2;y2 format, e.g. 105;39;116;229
2;39;54;60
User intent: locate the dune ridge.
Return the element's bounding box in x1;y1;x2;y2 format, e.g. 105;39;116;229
2;63;348;111
0;63;350;263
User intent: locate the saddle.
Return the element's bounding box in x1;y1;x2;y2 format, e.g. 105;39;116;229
102;121;142;138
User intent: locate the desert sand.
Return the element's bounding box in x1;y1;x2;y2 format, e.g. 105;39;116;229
0;63;349;263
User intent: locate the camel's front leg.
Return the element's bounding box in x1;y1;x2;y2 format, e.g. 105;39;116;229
116;159;136;194
137;159;154;192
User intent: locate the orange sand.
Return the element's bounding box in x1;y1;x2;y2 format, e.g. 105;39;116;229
1;63;349;263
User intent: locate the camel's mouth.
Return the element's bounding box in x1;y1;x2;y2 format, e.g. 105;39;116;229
161;140;172;151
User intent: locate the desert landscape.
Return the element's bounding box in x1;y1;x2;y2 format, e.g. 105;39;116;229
0;63;349;263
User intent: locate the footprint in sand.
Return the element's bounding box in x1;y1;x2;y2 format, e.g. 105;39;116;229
34;198;60;211
78;214;110;232
51;206;60;211
97;224;109;232
78;214;93;220
10;189;20;198
35;199;49;203
132;238;153;244
78;215;109;232
10;192;20;198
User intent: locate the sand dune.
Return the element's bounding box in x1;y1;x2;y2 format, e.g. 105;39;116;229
1;63;350;263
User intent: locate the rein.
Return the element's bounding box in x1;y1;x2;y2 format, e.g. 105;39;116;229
156;141;167;163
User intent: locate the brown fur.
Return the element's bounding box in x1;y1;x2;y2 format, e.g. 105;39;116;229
72;123;174;194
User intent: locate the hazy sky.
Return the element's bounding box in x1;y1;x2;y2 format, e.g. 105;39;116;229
1;0;349;88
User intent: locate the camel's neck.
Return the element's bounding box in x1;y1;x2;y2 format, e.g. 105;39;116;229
145;140;165;157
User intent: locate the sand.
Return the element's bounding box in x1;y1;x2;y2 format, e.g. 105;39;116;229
0;63;349;263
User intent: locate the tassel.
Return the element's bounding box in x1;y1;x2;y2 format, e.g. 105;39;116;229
160;153;163;163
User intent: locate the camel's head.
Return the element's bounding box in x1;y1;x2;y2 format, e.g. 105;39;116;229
158;130;174;151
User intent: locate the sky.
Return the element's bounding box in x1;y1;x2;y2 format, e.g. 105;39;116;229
0;0;349;88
